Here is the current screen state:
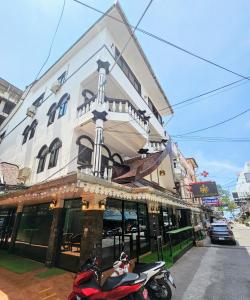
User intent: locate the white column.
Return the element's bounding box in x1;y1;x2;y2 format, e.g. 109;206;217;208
92;60;110;177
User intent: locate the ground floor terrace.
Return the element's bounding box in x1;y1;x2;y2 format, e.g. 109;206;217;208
0;173;204;272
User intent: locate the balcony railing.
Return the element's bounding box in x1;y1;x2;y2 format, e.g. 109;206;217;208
149;141;165;151
105;97;148;132
77;96;96;118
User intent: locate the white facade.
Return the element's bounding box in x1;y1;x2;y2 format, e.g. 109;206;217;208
0;78;22;127
0;4;172;188
236;162;250;200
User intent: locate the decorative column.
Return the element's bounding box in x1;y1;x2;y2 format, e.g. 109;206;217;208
45;198;65;267
8;203;23;252
80;195;106;266
92;60;110;177
148;202;161;252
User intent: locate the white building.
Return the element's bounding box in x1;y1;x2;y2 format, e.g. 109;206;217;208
0;77;23;127
0;3;202;271
235;162;250;208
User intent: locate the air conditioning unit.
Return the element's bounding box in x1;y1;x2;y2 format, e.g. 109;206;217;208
50;80;61;94
17;167;31;183
26;105;36;117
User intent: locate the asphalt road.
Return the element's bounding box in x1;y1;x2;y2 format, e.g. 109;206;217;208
170;224;250;300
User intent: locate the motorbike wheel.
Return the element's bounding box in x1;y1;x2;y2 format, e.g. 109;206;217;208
148;279;172;300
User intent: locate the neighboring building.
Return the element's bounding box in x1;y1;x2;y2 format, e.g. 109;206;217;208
0;77;23;127
171;142;202;225
0;3;202;271
235;162;250;209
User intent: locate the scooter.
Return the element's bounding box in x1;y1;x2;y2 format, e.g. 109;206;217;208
68;257;149;300
111;252;176;300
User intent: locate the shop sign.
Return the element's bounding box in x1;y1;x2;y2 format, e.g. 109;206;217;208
202;196;220;206
191;181;218;198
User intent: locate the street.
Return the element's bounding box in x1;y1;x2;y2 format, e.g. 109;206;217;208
170;224;250;300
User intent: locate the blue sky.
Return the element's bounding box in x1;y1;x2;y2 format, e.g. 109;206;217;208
1;0;249;191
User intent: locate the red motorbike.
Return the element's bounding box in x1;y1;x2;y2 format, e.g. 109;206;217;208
68;257;148;300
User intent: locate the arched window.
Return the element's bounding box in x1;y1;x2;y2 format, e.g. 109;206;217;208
112;153;123;166
37;145;49;173
76;135;94;166
47;103;57;126
48;138;62;169
29;120;38;140
58;93;70;118
22;126;30;145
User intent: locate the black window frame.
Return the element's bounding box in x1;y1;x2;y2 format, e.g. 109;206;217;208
48;138;62;169
57;93;70;119
29;119;38;140
57;71;67;85
33;92;45;108
22;126;30;145
47;103;57;126
115;47;141;95
37;145;48;173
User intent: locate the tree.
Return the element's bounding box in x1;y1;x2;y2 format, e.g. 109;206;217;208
217;184;237;218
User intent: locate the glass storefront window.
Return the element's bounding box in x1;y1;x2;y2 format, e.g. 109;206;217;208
57;199;83;272
15;203;53;262
138;203;150;255
102;199;150;269
102;199;122;269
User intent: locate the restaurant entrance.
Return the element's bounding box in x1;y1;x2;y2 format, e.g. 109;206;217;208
102;198;150;269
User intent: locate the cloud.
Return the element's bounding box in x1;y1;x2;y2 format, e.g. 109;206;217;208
193;150;240;174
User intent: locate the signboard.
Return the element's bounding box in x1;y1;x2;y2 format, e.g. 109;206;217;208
244;172;250;183
202;197;220;206
191;181;218;198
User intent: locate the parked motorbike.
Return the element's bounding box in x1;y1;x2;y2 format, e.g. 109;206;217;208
111;252;176;300
68;257;149;300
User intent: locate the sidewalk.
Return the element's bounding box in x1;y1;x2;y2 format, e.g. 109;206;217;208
0;256;74;300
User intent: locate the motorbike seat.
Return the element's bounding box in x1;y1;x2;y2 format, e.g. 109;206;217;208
102;272;139;291
134;262;164;274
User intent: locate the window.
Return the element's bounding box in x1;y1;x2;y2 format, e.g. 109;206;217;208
3;101;15;114
29;120;38;140
77;136;94;166
57;71;67;85
148;97;162;125
33;92;45;108
15;204;53;262
22;126;30;145
48;138;62;168
47;103;57;126
115;47;141;95
58;93;70;118
37;145;48;173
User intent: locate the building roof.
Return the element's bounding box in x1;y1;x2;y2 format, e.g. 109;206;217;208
32;2;173;115
186;157;199;168
113;150;168;183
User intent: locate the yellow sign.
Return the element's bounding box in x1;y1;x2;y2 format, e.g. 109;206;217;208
200;184;209;194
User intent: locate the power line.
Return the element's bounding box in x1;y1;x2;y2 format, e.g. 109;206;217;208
0;0;66;133
173;108;250;136
72;0;249;80
109;0;153;75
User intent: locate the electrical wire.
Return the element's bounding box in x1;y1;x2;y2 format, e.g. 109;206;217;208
72;0;249;80
172;108;250;136
109;0;153;75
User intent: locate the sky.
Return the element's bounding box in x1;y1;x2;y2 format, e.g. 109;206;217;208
0;0;249;193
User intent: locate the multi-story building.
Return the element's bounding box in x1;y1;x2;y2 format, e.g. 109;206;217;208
0;3;202;271
171;142;203;225
0;77;23;127
235;162;250;209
